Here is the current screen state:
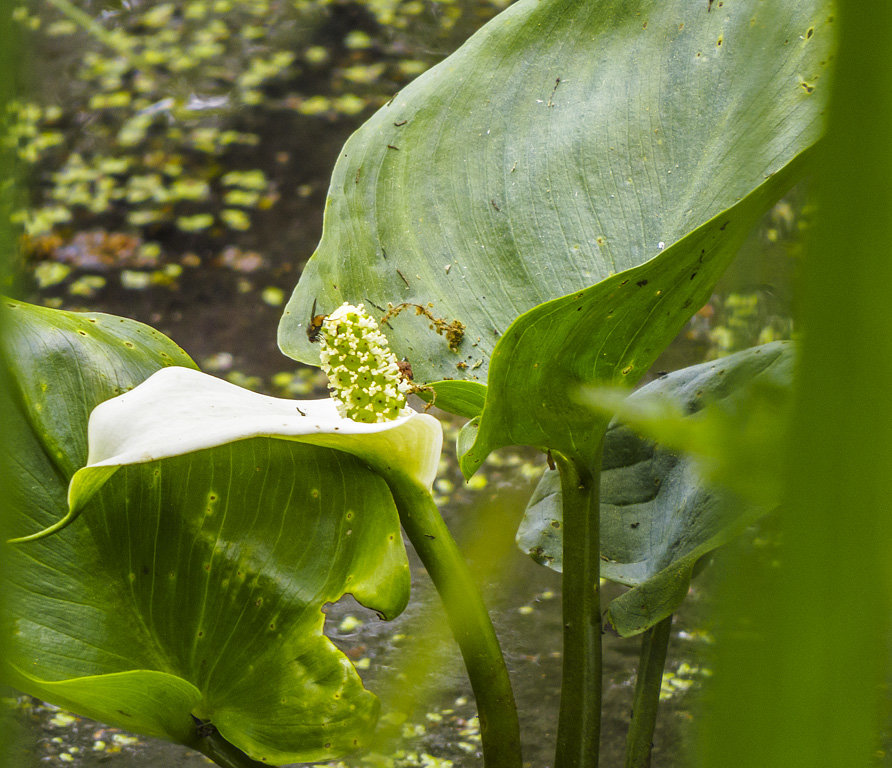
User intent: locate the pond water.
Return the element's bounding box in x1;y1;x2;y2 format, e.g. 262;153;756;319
4;0;805;765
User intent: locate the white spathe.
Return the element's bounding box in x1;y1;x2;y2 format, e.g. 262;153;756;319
69;366;442;515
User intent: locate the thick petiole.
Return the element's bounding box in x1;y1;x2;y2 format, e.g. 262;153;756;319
553;440;605;768
386;474;522;768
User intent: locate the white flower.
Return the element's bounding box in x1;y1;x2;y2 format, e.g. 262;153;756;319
61;366;441;523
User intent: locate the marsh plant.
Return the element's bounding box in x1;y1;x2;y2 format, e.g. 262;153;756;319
2;1;847;767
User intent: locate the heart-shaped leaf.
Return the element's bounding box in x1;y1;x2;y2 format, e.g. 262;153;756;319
2;300;414;764
579;340;795;508
279;0;831;420
516;341;793;636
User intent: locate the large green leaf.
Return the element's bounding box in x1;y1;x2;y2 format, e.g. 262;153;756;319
54;367;526;768
515;342;793;636
279;0;831;415
578;341;795;508
2;300;412;764
2;298;195;475
459;182;804;473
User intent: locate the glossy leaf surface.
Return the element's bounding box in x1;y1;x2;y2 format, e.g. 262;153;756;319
516;342;793;636
3;300;412;764
280;0;831;420
2;298;195;475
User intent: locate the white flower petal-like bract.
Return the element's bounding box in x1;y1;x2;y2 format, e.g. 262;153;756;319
66;366;442;517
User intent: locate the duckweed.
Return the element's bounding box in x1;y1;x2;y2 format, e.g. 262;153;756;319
9;0;511;250
175;213;214;232
220;208;251;230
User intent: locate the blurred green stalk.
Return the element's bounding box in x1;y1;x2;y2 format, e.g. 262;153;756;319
698;2;892;766
387;475;522;768
44;0;144;68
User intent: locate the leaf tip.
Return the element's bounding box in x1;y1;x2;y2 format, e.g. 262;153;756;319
6;508;82;544
458;449;484;481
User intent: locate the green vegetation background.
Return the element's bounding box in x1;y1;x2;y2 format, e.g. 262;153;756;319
1;1;20;764
697;3;892;766
1;1;890;767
